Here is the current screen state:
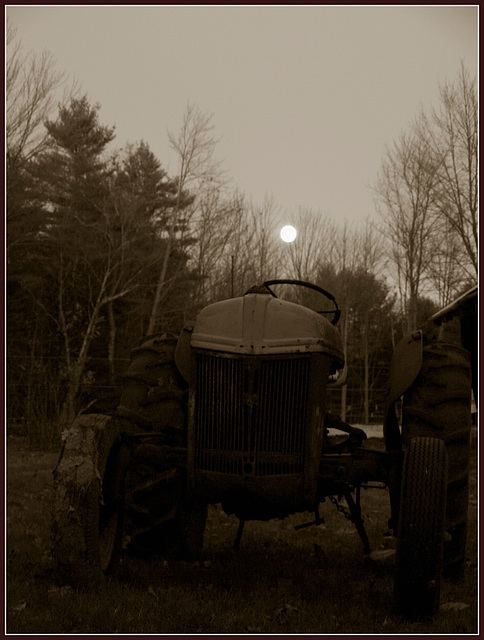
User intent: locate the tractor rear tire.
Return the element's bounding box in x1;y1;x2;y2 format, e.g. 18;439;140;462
402;339;472;576
394;437;448;618
122;439;207;560
116;334;207;560
52;414;126;587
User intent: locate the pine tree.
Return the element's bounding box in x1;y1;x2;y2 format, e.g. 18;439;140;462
31;97;121;422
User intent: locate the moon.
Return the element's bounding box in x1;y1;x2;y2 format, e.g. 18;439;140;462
280;225;297;243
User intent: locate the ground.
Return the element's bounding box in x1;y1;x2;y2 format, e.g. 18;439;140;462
6;433;478;634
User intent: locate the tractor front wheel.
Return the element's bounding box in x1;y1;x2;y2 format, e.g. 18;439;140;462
402;338;472;576
394;436;448;618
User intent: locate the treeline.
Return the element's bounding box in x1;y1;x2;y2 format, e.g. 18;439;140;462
6;22;477;446
375;62;478;329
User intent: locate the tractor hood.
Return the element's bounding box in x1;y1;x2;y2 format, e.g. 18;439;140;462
190;292;344;362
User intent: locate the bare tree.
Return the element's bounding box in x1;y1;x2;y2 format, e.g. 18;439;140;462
246;195;281;284
430;64;478;279
354;216;384;274
426;215;471;306
6;18;73;169
375;125;440;331
147;103;225;334
220;195;254;298
189;189;245;308
197;193;280;303
54;220;136;423
376;65;477;317
285;207;338;282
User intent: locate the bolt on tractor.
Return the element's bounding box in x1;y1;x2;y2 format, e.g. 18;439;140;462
52;280;477;618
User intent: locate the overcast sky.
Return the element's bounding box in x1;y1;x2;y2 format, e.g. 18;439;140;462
7;5;478;226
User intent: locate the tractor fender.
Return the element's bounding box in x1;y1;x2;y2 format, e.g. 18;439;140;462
384;330;423;450
387;330;423;406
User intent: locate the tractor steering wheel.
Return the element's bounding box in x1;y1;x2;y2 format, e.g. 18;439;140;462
263;279;341;325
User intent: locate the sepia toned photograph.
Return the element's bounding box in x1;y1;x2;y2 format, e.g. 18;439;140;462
6;5;477;635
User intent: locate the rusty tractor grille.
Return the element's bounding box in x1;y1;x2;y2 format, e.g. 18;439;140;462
194;353;311;476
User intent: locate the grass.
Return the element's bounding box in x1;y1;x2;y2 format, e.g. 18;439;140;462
6;434;478;634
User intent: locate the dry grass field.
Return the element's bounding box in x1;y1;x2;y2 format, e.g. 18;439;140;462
6;434;478;634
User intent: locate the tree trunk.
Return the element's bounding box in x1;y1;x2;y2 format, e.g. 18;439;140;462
60;286;106;424
61;363;82;425
107;299;116;385
407;291;418;332
147;237;172;335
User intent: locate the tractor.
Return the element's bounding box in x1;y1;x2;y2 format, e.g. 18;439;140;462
52;280;476;618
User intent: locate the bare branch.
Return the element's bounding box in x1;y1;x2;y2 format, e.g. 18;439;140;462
6;17;75;167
